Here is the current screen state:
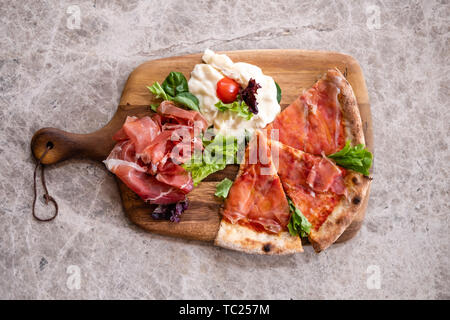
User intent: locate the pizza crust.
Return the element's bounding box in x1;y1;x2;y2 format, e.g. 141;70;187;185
307;69;371;252
329;68;366;146
309;172;371;252
215;218;303;255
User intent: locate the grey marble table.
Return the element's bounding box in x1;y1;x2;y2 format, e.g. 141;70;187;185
1;0;448;299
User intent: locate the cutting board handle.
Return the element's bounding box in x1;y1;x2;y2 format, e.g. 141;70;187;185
30;106;152;165
31;127;117;165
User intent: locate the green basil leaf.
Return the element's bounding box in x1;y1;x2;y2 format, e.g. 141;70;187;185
162;71;188;97
215;100;253;120
328;141;373;176
172;92;200;112
214;178;233;198
275;81;282;104
287;198;311;238
147;82;169;101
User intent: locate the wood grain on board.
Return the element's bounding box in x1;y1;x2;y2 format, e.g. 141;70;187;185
31;50;373;245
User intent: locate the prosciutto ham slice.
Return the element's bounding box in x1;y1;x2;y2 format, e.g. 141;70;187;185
112;116;161;155
140;127;201;167
272;141;346;231
223;131;290;234
122;116;161;154
266;69;346;156
140;130;175;166
112;116;136;141
306;156;346;195
104;102;207;204
158;101;208;133
155;160;193;194
104;148;186;204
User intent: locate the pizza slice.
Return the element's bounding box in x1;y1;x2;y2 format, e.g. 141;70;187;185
267;68;365;156
214;131;303;255
272;133;370;252
265;68;371;252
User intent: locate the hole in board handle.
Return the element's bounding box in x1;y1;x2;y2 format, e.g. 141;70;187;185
46;141;54;149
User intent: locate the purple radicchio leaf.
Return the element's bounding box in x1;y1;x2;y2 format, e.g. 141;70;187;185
151;199;189;223
240;78;261;115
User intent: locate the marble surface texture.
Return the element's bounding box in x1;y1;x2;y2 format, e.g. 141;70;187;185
1;0;448;299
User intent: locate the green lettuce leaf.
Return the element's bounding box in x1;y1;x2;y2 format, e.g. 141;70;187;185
287;198;311;238
205;135;239;163
215;100;254;120
183;159;226;187
328;141;373;176
214;178;233;198
183;135;239;186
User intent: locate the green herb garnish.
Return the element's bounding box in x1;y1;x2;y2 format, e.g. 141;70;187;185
147;71;200;112
147;82;169;101
287;198;311;238
161;71;189;97
214;178;233;199
275;81;282;104
171;92;199;112
183;157;226;187
183;135;239;186
328;141;373;176
215;99;254;120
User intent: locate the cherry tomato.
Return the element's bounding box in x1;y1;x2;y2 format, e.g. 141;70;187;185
216;77;240;103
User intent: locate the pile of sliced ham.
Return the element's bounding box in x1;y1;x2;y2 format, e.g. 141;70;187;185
104;101;208;204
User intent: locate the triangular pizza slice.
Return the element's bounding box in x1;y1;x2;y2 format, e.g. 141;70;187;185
215;131;303;255
272;140;370;252
267;68;365;156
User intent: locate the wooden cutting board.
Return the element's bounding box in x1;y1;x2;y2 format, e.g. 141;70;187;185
31;50;373;245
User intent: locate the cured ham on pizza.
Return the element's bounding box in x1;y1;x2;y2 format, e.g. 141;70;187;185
268;68;370;251
215;131;303;254
272;140;369;252
215;69;372;254
267;68;364;156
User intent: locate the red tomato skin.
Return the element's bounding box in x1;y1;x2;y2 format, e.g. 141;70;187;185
216;77;240;103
